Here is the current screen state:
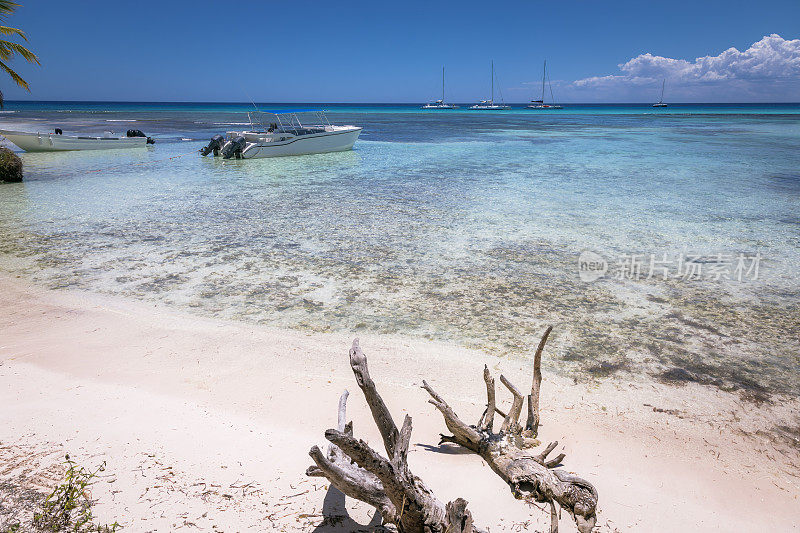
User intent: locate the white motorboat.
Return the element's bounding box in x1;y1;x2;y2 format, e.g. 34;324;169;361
527;60;563;109
201;110;361;159
422;67;458;109
469;61;510;110
652;79;668;107
0;128;152;152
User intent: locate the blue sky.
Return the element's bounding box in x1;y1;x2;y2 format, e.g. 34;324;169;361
3;0;800;103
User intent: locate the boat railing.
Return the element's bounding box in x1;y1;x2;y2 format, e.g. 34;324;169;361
247;110;333;136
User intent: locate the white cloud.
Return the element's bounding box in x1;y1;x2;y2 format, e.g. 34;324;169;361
571;34;800;100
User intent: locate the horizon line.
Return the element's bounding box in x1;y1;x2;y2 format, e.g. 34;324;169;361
4;99;800;106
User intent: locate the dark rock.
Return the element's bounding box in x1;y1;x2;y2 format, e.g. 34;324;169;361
0;147;23;183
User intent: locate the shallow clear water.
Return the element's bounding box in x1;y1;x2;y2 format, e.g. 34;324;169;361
1;102;799;395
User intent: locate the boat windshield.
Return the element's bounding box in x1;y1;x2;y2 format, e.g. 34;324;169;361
246;110;333;135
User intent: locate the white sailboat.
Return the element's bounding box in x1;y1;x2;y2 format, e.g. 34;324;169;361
527;60;562;109
469;61;511;110
422;67;458;109
652;79;668;107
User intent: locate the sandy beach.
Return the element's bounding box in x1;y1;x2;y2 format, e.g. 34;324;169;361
0;273;797;531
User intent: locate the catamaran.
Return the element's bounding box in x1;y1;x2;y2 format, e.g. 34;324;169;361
0;128;154;152
652;79;668;107
469;61;510;110
201;109;361;159
422;67;458;109
527;60;562;109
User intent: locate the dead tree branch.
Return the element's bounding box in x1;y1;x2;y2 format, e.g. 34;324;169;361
422;327;598;533
308;339;484;533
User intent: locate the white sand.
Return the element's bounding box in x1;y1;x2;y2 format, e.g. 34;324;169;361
0;274;798;531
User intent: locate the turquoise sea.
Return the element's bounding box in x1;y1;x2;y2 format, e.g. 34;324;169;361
1;101;798;396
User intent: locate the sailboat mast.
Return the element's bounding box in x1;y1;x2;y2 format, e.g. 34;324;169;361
660;79;665;103
542;60;546;102
491;60;494;103
442;66;445;102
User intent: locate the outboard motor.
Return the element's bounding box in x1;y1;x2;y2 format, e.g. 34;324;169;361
200;134;225;157
222;135;246;159
126;129;155;144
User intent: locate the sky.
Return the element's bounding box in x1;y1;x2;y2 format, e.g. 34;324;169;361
3;0;800;103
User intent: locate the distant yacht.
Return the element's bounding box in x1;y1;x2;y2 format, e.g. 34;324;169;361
422;67;458;109
653;79;668;107
527;60;562;109
469;61;511;110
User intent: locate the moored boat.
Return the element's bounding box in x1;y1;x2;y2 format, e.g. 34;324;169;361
422;67;459;109
469;61;511;110
201;110;361;159
653;79;668;107
527;60;562;109
0;128;153;152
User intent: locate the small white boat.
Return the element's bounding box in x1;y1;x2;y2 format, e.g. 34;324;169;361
422;67;458;109
422;99;458;110
470;100;510;110
469;61;511;110
201;110;361;159
652;79;668;108
0;128;151;152
527;60;563;109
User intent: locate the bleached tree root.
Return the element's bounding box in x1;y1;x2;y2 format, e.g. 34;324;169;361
422;326;598;533
307;339;484;533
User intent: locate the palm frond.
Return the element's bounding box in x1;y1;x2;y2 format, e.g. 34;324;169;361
0;1;19;21
0;58;29;91
0;25;26;40
0;39;37;63
0;1;36;98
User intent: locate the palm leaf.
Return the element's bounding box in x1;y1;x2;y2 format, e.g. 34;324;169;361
0;1;20;18
0;39;37;63
0;25;26;40
0;1;18;26
0;1;37;105
0;59;29;91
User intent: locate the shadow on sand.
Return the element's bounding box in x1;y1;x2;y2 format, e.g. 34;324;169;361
311;485;389;532
414;442;473;455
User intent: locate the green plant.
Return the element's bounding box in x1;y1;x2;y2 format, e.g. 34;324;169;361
31;455;121;532
0;0;39;107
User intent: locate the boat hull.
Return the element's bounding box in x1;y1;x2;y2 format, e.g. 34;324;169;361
0;130;147;152
237;127;362;159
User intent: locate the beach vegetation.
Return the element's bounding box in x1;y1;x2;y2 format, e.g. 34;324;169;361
0;0;39;108
30;454;121;532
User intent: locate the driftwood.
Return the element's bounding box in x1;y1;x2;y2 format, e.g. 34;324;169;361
307;330;597;532
307;339;483;533
422;326;598;532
